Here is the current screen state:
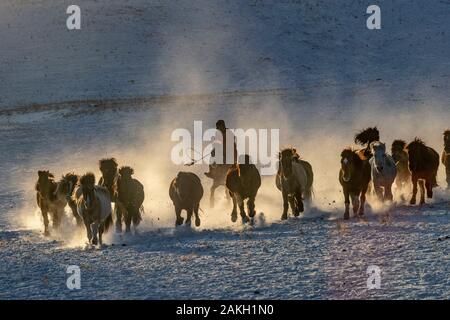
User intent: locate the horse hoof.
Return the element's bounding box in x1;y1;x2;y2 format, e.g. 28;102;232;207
92;238;98;245
44;230;50;237
410;199;416;205
281;214;287;220
343;213;350;220
231;212;238;223
195;219;201;227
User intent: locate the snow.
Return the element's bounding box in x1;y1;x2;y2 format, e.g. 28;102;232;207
0;0;449;299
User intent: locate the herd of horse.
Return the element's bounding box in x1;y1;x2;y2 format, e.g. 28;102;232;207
35;128;450;246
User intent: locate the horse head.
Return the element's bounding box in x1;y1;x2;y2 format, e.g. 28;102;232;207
391;140;407;162
36;170;55;197
340;148;359;183
406;138;427;170
99;158;118;185
279;148;296;179
55;173;78;199
119;166;134;180
370;141;387;173
80;173;96;211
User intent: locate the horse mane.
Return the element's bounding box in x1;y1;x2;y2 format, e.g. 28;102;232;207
392;139;406;151
119;166;134;178
354;127;379;145
99;158;118;171
406;138;426;151
80;172;96;186
279;147;301;160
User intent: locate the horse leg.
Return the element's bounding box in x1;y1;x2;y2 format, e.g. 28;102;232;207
425;179;433;199
351;193;360;216
124;207;132;233
281;189;289;220
296;188;304;214
385;183;394;202
446;165;450;189
372;179;382;202
98;224;104;246
194;203;201;227
231;194;238;223
236;195;248;224
343;189;350;220
210;184;217;208
410;175;418;205
175;207;183;226
41;208;50;236
358;187;367;217
91;221;99;245
84;220;92;244
52;208;61;230
247;197;256;218
418;180;425;205
186;208;193;227
288;194;297;217
114;203;122;233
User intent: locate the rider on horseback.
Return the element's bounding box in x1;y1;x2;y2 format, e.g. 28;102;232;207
204;120;237;179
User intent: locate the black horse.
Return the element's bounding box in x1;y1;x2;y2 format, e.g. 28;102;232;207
406;138;439;205
339;148;371;219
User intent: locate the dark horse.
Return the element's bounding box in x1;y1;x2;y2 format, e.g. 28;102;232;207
276;148;314;220
391;140;411;193
339;148;371;219
98;158;121;231
35;170;67;235
442;130;450;189
116;166;145;233
54;173;83;227
354;127;380;159
226;155;261;223
406;138;439;205
169;172;204;227
206;164;231;208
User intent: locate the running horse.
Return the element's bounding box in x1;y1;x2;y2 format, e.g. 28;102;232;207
406;138;439;205
276;147;314;220
98;158;122;232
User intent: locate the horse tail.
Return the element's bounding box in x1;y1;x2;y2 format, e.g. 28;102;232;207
103;213;113;233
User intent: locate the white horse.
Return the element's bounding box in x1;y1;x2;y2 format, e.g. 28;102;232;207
369;141;397;202
74;173;113;246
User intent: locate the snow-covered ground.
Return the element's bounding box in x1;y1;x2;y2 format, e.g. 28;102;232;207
0;0;449;299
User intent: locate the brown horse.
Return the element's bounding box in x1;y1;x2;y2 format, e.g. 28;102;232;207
339;148;371;219
116;166;145;233
74;173;113;246
54;173;83;227
276;148;314;220
35;170;68;235
205;164;232;208
391;140;411;193
406;138;440;205
442;130;450;189
226;155;261;224
169;172;204;227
